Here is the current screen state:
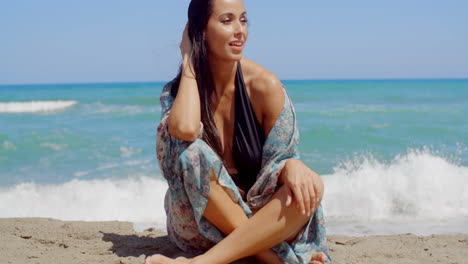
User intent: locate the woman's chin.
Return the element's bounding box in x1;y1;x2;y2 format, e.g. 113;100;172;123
211;52;243;63
227;53;244;62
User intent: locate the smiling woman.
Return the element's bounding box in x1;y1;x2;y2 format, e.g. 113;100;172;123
149;0;331;263
206;10;248;56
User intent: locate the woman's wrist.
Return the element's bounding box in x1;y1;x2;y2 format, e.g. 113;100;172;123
182;56;196;79
279;159;298;184
182;55;192;69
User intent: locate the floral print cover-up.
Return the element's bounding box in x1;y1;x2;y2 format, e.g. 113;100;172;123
156;81;331;263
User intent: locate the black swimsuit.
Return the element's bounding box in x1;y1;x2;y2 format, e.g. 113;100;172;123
231;62;266;193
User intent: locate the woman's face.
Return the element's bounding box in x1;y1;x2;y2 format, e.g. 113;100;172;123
205;0;248;62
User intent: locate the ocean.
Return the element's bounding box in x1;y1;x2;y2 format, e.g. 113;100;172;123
1;79;467;236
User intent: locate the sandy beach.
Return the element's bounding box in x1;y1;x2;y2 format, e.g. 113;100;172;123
0;218;466;264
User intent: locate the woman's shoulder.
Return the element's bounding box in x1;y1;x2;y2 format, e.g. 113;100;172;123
240;58;284;97
240;58;285;133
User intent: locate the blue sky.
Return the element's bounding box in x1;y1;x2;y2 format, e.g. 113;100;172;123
1;0;467;84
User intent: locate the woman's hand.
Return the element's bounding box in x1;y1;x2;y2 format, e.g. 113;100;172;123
180;23;192;60
180;23;195;78
279;159;324;217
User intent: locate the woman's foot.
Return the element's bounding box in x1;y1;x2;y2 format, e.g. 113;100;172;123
309;252;328;264
145;252;327;264
145;254;191;264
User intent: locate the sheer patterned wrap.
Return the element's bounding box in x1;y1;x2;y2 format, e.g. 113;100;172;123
156;81;331;263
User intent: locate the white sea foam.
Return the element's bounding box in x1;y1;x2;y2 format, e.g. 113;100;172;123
0;101;77;113
120;146;142;158
2;140;17;150
0;176;168;231
322;147;468;235
1;149;467;235
96;163;120;171
40;142;67;151
124;160;150;166
86;102;158;115
73;171;90;177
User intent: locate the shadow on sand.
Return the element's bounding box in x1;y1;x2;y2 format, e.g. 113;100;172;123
101;232;194;259
101;231;256;263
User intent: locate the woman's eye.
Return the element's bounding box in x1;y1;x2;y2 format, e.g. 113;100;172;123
221;18;248;24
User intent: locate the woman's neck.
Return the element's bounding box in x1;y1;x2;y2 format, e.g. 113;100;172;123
209;58;238;100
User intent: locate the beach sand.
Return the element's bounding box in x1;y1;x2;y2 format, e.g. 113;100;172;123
0;218;466;264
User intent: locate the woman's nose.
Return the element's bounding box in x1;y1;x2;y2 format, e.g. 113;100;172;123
234;20;245;35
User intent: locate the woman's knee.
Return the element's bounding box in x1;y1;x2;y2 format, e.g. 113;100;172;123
273;184;311;219
273;185;294;207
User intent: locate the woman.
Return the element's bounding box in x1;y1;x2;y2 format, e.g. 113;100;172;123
149;0;331;263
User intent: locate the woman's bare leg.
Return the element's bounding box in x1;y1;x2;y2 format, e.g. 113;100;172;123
193;179;313;264
146;253;326;264
146;168;326;264
203;169;283;264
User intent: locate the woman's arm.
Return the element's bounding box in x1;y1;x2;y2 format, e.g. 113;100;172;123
204;170;284;264
254;70;324;217
279;159;324;217
167;25;202;142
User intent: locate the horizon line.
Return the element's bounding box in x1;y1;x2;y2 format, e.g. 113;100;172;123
1;77;468;87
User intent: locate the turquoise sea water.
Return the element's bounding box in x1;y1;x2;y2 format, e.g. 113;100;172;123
1;79;467;235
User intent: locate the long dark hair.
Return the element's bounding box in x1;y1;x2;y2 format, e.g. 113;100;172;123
170;0;223;157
